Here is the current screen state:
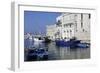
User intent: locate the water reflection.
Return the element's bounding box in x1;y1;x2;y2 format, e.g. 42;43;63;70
24;39;90;61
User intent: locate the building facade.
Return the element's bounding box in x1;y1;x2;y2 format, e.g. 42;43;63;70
46;24;56;40
46;13;90;42
55;13;75;39
56;13;90;40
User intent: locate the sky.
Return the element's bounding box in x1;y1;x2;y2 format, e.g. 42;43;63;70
24;11;61;35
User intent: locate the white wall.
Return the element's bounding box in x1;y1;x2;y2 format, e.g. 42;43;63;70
75;13;90;41
46;25;56;40
0;0;100;73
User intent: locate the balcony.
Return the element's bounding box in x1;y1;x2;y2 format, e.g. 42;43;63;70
56;20;62;26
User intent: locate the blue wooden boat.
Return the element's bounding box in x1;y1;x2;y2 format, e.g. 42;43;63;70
27;48;48;61
55;39;80;47
55;38;90;48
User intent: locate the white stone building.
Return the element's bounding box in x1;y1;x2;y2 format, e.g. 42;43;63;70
74;13;90;42
55;13;90;41
46;13;90;42
55;13;75;39
46;24;56;40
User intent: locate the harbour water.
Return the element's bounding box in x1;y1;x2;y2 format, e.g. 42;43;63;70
24;39;90;61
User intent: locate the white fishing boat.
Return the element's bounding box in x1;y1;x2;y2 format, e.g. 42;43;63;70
33;37;44;43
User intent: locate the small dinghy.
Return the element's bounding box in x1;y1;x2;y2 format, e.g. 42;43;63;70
76;43;90;48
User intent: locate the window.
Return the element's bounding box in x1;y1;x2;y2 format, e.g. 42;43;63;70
56;20;62;26
64;30;66;33
89;14;91;19
75;21;77;30
74;14;77;17
83;29;84;32
67;30;69;33
64;24;66;27
81;13;83;28
70;30;72;36
70;30;72;32
70;24;71;27
64;24;68;27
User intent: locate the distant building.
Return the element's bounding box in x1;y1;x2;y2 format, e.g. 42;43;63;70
24;33;33;40
46;24;56;40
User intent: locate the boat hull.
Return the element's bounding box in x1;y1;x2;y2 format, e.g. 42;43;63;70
55;40;80;47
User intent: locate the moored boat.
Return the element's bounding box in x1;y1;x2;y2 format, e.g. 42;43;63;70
55;38;81;47
27;48;48;61
76;43;90;48
33;37;44;43
44;37;51;43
